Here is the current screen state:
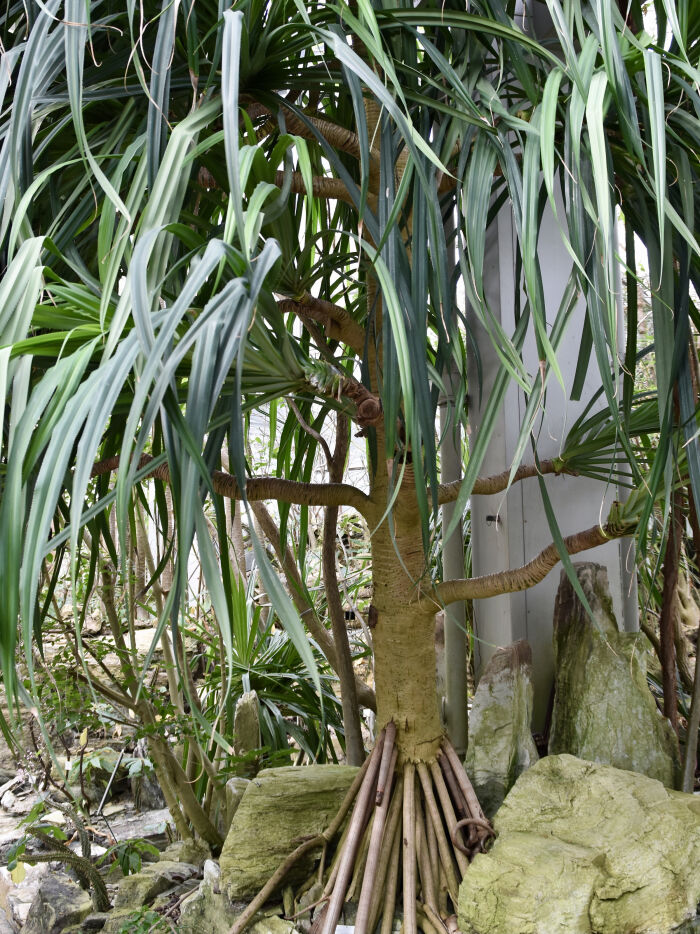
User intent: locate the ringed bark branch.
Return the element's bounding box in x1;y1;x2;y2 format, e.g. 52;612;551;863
275;170;362;206
90;455;371;515
252;102;379;165
277;293;366;354
437;458;572;504
429;521;628;608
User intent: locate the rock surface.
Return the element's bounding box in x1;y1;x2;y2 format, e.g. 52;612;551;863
114;859;198;909
178;860;236;934
465;640;538;817
458;754;700;934
225;776;249;832
549;563;679;786
23;875;92;934
220;765;358;898
234;691;261;756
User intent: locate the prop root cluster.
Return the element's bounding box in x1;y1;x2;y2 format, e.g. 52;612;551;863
228;725;493;934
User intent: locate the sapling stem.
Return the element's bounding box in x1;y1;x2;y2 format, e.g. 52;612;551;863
380;817;402;934
320;729;386;934
355;745;398;933
430;760;469;876
416;762;459;903
376;720;396;805
403;762;418;934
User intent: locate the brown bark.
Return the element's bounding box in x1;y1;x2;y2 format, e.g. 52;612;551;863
369;477;444;761
659;488;683;733
90;454;371;514
277;293;366;354
252;104;376;165
431;521;627;607
437;458;569;504
323;413;365;766
275;169;359;205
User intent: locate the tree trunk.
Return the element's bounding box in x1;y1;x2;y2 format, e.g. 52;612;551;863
370;484;443;762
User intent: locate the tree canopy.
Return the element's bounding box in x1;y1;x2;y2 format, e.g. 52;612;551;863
0;0;698;770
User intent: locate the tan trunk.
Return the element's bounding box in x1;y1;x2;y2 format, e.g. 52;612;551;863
369;481;443;762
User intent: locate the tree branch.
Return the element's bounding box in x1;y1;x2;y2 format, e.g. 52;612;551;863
277;292;366;355
428;520;628;608
251;102;378;165
322;412;365;765
250;499;376;712
274;170;363;207
437;459;572;504
90;455;371;514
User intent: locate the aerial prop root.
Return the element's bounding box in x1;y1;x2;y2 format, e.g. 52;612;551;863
227;726;494;934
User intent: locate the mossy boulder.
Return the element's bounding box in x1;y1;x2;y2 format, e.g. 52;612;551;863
458;754;700;934
178;860;235;934
549;563;679;786
220;765;358;898
113;859;199;909
466;639;538;817
23;876;92;934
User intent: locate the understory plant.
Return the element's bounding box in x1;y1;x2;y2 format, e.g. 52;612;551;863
0;1;698;932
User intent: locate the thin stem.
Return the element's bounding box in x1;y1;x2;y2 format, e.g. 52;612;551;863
416;763;459;905
376;720;396;804
429;760;468;876
437;459;568;503
367;773;404;934
320;730;386;934
430;522;625;608
403;762;418;934
379;813;402;934
91;454;371;515
278;293;365;355
229;744;375;934
659;488;683;734
355;745;398;934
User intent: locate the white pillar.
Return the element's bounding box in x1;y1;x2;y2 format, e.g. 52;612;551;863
467;202;637;728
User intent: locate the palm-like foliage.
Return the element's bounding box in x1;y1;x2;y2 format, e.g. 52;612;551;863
0;0;699;923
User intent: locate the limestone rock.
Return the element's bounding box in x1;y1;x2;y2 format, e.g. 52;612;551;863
23;875;92;934
250;918;296;934
549;563;679;786
234;690;261;756
225;776;250;832
458;754;700;934
113;859;198;909
4;861;50;928
102;806;173;850
220;765;358;898
465;640;538;817
100;908;142;933
178;861;235;934
159;838;210;866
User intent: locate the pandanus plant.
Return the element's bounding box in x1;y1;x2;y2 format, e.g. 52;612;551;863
0;0;698;931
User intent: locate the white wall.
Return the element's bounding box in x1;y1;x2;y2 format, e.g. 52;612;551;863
467;202;638;727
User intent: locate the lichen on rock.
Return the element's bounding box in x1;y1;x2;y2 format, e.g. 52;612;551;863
465;639;538;817
458;754;700;934
549;563;679;786
220;765;358;899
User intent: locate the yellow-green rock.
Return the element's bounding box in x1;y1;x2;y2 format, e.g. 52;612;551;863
458;755;700;934
220;765;358;898
465;640;538;817
549;563;679;786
